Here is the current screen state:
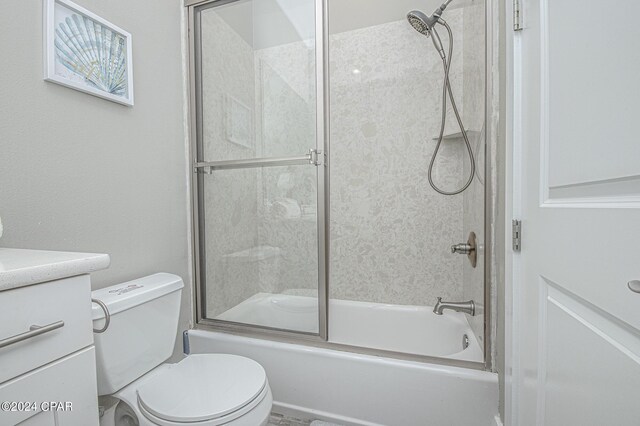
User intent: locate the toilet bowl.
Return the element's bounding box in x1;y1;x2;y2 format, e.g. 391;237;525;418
92;274;272;426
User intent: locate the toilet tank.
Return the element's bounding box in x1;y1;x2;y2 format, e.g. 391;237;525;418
91;273;184;395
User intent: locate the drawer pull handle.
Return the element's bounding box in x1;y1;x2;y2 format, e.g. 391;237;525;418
0;321;65;349
91;298;110;333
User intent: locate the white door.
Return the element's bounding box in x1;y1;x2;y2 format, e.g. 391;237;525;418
510;0;640;425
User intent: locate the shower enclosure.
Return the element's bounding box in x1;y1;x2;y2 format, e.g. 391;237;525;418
187;0;491;368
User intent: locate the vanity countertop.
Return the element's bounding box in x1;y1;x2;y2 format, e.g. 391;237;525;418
0;248;110;291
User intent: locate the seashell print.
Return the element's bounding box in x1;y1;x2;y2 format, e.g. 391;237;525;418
54;13;128;96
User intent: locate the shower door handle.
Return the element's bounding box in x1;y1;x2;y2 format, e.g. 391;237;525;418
194;149;323;174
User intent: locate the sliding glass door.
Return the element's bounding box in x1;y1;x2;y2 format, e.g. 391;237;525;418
190;0;326;337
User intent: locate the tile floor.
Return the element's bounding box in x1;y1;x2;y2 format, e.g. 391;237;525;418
268;413;342;426
267;413;311;426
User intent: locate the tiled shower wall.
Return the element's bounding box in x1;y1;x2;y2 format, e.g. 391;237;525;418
201;5;485;316
328;10;467;306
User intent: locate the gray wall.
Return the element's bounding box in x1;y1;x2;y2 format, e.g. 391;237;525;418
0;0;191;356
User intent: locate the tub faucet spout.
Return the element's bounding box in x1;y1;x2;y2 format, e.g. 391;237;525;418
433;297;475;316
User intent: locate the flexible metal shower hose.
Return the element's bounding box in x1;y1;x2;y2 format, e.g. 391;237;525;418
428;19;476;195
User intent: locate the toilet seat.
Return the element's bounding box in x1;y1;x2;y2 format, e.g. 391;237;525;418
135;354;268;425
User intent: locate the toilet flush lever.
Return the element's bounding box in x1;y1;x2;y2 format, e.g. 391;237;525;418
628;280;640;294
92;298;111;333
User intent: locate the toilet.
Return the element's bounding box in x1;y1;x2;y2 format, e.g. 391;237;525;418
91;273;272;426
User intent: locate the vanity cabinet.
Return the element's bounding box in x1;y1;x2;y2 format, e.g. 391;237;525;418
0;346;98;425
0;249;110;426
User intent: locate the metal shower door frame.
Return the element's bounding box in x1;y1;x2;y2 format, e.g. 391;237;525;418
185;0;496;371
186;0;329;342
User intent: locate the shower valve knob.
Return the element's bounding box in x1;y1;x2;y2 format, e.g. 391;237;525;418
451;243;473;255
450;232;478;268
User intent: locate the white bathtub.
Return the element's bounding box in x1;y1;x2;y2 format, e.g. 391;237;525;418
187;329;498;426
216;293;483;361
190;295;497;425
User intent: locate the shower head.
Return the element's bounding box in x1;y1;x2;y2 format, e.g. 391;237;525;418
406;1;454;36
406;10;438;36
407;1;454;59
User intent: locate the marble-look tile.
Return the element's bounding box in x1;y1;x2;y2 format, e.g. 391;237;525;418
268;413;311;426
199;7;486;323
328;12;467;306
268;413;344;426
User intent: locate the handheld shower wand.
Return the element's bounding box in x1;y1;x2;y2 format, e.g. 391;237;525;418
407;1;477;196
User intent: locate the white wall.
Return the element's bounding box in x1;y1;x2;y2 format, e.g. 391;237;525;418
0;0;191;356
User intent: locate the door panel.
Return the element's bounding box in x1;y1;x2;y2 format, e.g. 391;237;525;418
198;0;316;162
201;165;319;333
0;347;98;426
542;281;640;426
515;0;640;424
18;411;57;426
542;0;640;204
192;0;325;337
546;0;640;188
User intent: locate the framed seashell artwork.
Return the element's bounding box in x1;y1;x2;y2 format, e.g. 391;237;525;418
43;0;134;106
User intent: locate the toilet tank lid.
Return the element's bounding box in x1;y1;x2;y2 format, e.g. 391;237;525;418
91;273;183;320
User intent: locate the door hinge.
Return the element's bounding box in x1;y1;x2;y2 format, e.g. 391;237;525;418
513;0;523;31
512;219;522;252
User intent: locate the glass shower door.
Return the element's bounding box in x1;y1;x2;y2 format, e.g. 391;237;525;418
191;0;325;336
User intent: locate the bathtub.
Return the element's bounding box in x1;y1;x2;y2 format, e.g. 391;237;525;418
188;295;498;425
215;293;484;361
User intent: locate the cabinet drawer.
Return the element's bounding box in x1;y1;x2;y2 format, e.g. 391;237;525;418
0;275;93;382
0;346;99;426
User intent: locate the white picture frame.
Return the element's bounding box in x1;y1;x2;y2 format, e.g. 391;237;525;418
43;0;134;106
